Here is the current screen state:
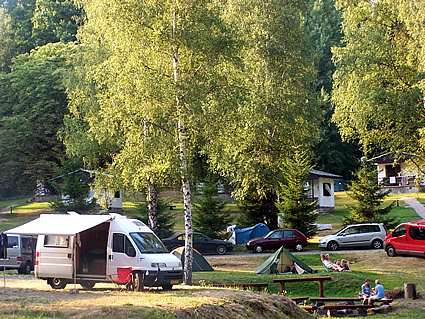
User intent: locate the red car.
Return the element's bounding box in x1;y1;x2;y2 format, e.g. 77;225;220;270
385;220;425;257
246;229;308;253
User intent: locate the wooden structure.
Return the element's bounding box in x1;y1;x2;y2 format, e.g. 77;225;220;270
272;276;332;296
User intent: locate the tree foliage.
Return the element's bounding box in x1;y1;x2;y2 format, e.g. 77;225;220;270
332;0;425;157
344;159;396;228
49;158;96;213
193;181;230;239
276;148;318;238
205;0;320;200
0;42;77;196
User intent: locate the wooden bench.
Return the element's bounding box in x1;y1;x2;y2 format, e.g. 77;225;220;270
370;298;393;305
321;304;373;310
290;296;309;304
272;276;332;296
212;283;269;292
310;297;363;303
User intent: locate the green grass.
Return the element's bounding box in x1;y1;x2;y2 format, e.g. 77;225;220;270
0;201;53;232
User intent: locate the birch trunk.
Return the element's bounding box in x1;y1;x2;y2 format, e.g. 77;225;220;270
146;177;158;233
173;4;193;285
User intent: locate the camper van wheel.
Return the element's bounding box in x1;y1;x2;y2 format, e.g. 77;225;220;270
162;284;173;291
386;245;396;257
327;241;339;251
253;244;263;253
216;245;227;255
133;272;144;291
371;239;383;249
48;278;67;289
294;243;304;252
80;281;95;290
18;261;32;274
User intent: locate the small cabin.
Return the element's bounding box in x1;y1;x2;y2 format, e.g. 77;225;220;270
305;170;342;211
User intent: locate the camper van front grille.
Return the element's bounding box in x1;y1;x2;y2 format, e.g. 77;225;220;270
163;271;183;280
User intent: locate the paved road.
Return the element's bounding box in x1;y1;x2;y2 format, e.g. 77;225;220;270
400;197;425;218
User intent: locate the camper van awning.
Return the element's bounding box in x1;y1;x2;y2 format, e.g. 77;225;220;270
5;214;112;236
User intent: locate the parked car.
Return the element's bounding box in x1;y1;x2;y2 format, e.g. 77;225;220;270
385;220;425;257
318;223;387;251
161;232;233;255
0;234;37;274
246;229;308;253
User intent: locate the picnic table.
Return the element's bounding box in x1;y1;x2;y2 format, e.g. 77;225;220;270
273;276;332;297
212;282;269;292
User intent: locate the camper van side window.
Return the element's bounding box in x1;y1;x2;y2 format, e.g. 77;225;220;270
44;235;69;248
113;234;125;253
112;233;136;257
7;236;18;248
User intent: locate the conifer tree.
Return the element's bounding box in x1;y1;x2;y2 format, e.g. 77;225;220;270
344;159;397;227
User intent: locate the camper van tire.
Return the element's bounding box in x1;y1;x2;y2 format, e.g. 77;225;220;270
133;271;144;291
47;278;67;289
294;243;304;252
253;244;263;253
327;241;339;251
17;261;32;274
80;281;96;290
216;244;227;255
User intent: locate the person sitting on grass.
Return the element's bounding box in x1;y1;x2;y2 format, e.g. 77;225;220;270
368;280;385;305
320;254;353;272
361;278;372;304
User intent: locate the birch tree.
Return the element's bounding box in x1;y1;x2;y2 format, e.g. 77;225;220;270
67;0;233;285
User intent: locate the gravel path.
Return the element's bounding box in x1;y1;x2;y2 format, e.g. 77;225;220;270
400;197;425;219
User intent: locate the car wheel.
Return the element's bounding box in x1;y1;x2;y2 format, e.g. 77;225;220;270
133;271;144;291
253;244;263;253
80;281;96;290
48;278;67;290
386;245;396;257
18;261;31;274
371;239;383;249
162;284;173;291
294;243;304;252
216;244;227;255
327;241;339;251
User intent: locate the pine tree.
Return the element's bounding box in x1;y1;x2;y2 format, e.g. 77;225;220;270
276;148;318;238
193;182;230;239
344;159;397;227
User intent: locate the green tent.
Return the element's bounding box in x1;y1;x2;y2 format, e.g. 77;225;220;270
254;246;317;274
171;247;214;272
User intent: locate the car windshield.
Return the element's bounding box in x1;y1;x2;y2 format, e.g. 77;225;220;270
130;232;168;254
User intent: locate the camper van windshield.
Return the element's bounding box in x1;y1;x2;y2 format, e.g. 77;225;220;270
130;232;168;253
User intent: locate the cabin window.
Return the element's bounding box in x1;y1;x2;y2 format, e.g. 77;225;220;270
44;235;69;248
323;183;331;197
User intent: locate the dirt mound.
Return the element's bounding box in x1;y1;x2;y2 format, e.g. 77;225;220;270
176;291;312;319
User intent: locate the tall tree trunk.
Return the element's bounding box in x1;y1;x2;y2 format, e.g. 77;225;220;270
146;177;158;234
173;4;193;285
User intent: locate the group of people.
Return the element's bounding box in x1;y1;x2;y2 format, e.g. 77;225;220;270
320;253;353;272
361;279;385;305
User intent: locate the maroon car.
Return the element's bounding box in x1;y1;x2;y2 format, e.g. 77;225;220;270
246;229;308;253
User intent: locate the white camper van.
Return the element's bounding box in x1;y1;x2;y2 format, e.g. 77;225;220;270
6;213;183;290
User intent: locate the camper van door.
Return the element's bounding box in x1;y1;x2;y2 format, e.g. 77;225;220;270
37;235;74;278
107;232;138;276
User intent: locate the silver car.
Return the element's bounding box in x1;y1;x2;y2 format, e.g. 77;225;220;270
318;223;388;251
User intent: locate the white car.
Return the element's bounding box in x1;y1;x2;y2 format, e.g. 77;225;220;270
318;223;388;251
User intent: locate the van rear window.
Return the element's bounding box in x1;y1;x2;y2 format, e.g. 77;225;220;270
44;235;69;248
7;236;18;248
409;227;425;241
